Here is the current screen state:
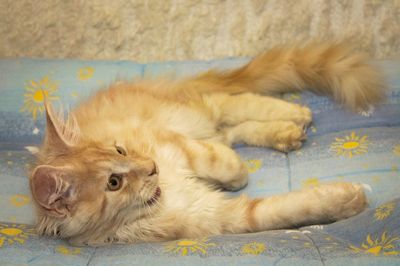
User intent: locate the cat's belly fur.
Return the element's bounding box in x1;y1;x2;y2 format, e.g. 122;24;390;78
157;174;230;237
150;145;234;238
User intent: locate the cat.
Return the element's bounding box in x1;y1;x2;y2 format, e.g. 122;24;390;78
29;43;384;246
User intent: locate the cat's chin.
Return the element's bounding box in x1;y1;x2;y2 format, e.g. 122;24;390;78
145;186;161;206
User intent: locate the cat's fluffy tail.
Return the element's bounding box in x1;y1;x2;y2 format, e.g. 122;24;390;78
183;42;386;111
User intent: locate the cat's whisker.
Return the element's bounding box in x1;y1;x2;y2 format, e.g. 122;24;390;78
138;203;142;221
144;205;151;218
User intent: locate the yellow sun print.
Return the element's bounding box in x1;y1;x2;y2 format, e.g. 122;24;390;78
374;202;395;221
241;242;266;255
245;159;262;174
10;194;30;207
310;126;317;133
78;67;94;80
304;242;312;248
20;76;59;120
0;223;36;247
393;144;400;156
165;238;216;256
349;231;400;256
56;245;81;255
71;91;80;98
330;132;370;158
286;92;301;102
302;177;320;188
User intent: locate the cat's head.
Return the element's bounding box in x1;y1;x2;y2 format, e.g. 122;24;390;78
29;105;160;245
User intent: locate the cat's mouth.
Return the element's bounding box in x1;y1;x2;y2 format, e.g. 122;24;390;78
145;186;161;206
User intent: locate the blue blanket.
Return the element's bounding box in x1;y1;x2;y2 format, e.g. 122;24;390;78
0;58;399;265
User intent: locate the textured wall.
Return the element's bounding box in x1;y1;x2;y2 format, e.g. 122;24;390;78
0;0;399;62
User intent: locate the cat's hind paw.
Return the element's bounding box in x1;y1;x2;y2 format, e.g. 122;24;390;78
272;122;307;152
332;183;368;220
315;182;368;221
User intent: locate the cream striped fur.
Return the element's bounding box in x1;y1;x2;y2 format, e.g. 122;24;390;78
29;43;382;246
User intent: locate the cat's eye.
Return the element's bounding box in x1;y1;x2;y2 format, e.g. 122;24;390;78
115;145;127;156
107;174;123;191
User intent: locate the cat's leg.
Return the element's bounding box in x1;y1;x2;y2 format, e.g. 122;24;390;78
220;182;367;233
203;92;312;127
165;136;248;191
189;140;249;191
222;120;307;152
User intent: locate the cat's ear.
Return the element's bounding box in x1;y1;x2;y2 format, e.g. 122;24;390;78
30;165;77;218
44;103;80;151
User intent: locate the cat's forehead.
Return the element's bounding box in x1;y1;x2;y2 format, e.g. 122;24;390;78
61;144;119;163
52;147;133;175
42;140;150;180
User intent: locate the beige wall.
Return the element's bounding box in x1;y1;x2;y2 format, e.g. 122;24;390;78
1;0;399;62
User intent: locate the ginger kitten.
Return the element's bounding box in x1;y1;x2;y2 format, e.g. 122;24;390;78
29;43;384;246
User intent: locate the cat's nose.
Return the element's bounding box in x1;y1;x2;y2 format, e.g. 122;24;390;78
128;159;158;178
140;160;158;177
148;162;158;177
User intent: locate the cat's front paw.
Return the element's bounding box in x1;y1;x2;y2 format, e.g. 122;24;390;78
220;165;248;191
221;176;248;191
272;122;307;152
